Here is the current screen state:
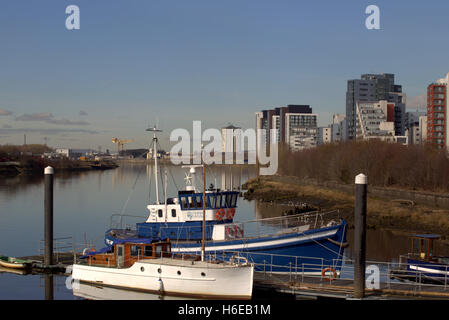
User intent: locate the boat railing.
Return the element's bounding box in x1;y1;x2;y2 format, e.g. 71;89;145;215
109;213;148;230
39;236;95;265
219;251;449;292
228;209;342;240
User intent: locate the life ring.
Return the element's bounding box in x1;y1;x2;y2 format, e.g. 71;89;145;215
234;225;243;238
321;267;337;281
226;226;235;238
226;209;235;220
216;208;225;220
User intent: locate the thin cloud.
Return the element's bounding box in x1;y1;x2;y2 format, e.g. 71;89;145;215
407;94;427;110
2;124;12;128
79;110;88;116
15;112;90;125
0;127;99;135
0;109;13;116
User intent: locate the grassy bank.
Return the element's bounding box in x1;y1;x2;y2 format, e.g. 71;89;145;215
243;175;449;238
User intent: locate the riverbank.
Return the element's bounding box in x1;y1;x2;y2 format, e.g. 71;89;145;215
243;175;449;238
0;159;118;176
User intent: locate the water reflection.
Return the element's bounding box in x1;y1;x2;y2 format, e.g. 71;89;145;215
44;274;53;300
73;282;196;300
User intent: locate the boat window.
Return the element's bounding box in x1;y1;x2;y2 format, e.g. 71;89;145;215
209;195;216;208
430;239;436;257
231;194;238;207
171;209;176;217
156;245;162;256
421;239;428;258
196;195;202;208
180;197;187;209
225;194;232;208
221;194;226;208
158;209;163;218
216;194;222;208
412;238;419;254
144;245;153;257
117;246;123;257
205;195;211;209
130;245;141;257
188;196;194;208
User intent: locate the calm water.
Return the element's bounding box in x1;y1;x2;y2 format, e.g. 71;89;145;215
0;163;440;299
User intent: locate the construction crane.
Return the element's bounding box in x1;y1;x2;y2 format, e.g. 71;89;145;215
112;138;134;155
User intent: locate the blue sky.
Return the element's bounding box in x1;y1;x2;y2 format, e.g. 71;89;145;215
0;0;448;150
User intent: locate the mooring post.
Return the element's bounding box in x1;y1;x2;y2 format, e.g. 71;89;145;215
44;166;54;267
354;173;367;299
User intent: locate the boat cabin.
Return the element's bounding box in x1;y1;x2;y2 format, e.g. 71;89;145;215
410;234;440;262
83;240;172;268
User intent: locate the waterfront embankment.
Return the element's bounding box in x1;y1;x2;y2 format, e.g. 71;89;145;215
0;159;118;176
243;175;449;238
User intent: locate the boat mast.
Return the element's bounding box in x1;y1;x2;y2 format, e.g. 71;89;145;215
147;126;162;205
201;160;206;262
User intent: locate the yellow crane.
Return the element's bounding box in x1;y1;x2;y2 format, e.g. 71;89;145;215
112;138;134;155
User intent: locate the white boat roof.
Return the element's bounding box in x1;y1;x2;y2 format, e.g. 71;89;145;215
138;257;250;269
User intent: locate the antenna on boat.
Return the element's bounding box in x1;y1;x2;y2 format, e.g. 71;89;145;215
146;125;162;205
201;143;206;262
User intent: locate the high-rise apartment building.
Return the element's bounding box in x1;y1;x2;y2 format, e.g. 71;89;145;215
427;73;449;149
256;105;317;151
346;73;406;140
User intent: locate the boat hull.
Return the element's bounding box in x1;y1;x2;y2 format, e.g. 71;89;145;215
105;221;347;275
407;258;449;282
72;259;254;299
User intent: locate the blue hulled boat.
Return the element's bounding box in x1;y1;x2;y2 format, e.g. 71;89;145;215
403;234;449;283
104;127;348;275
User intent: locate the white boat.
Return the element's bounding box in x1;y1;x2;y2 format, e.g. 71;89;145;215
71;238;254;299
71;126;254;299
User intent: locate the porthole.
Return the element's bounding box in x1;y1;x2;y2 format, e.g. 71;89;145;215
201;272;206;277
158;268;162;273
177;271;181;275
141;267;145;272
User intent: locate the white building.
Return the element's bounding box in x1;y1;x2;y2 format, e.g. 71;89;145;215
355;100;396;140
317;127;331;145
284;113;317;151
331;114;346;142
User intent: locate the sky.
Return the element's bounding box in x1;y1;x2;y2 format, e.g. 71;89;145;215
0;0;448;151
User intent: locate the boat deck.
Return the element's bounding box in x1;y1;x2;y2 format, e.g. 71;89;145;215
137;257;249;269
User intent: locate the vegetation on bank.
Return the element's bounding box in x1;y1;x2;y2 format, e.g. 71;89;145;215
243;176;449;237
0;144;118;175
277;140;449;193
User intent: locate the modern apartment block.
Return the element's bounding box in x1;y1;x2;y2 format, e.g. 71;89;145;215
346;73;406;140
355;100;395;140
331;114;346;142
405;111;427;145
317;127;331;145
427;73;449;149
256;105;317;151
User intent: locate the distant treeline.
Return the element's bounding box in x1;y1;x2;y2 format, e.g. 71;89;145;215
0;144;52;158
278;140;449;193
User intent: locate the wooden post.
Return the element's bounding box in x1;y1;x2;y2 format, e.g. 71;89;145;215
44;166;54;267
354;173;367;299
